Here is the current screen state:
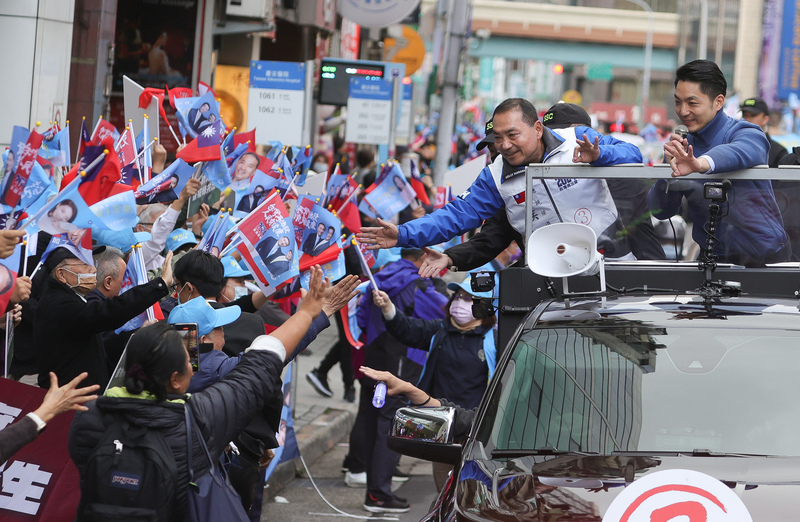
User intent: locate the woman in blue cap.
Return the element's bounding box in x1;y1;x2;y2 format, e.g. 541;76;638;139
371;273;496;491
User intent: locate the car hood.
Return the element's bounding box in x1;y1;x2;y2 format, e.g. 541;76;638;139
453;454;800;520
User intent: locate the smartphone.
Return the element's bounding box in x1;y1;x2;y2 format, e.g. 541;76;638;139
173;323;199;372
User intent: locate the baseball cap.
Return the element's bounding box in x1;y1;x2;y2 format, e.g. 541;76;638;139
740;97;769;115
167;296;241;337
166;229;197;254
221;256;251;278
543;102;592;129
476;119;494;151
44;245;106;273
94;229;152;254
446;274;494;299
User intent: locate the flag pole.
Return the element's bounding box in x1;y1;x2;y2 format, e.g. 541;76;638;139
91;115;103;140
75;117;85;165
21;238;29;276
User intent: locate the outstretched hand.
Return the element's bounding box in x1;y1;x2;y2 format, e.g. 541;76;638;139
356;218;399;251
33;372;100;423
573;134;601;164
298;265;330;319
322;275;361;317
418;247;451;278
663;140;710;177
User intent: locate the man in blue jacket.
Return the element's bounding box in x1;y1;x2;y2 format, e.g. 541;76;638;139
646;59;789;266
357;98;643;259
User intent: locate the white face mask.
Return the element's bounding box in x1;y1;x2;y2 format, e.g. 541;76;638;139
313;162;328;173
232;285;249;300
62;268;97;292
450;298;475;325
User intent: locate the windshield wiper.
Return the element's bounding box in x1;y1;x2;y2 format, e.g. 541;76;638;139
492;447;600;459
611;449;776;458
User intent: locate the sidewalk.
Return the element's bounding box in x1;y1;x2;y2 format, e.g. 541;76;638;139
264;317;359;498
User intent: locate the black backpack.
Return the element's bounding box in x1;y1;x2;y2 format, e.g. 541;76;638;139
79;414;178;521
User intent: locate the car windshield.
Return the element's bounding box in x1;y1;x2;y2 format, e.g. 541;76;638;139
478;317;800;457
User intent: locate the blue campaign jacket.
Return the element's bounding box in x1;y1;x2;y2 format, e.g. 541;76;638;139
647;110;788;264
396;126;643;249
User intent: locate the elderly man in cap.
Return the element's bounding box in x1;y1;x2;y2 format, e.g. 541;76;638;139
35;246;175;389
740;97;788;167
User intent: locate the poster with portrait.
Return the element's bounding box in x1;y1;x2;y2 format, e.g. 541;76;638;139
361;171;416;219
174;92;221;140
231;160;282;217
112;0;198;92
133;158;194;204
298;202;340;258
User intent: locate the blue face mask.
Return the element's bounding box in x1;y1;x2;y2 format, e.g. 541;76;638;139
176;282;190;305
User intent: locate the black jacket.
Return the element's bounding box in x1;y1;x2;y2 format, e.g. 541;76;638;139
384;310;493;410
35;276;169;389
69;348;284;518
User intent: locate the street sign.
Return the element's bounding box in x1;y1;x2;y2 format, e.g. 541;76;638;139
587;62;614;81
395;82;413;144
248;60;306;146
345;78;393;145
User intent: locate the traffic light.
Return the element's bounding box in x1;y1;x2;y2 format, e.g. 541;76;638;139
552;63;564;75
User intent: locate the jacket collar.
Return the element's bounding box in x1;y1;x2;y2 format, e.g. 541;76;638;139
501;127;567;182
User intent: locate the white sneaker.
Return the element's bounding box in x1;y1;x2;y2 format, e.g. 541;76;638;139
345;471;367;488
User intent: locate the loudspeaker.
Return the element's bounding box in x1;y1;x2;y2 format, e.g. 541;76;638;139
527;223;601;277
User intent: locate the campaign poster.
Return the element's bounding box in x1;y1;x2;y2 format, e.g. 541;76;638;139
112;0;198;92
361;171;416;219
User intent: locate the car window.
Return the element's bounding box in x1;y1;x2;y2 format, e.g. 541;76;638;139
479;324;800;457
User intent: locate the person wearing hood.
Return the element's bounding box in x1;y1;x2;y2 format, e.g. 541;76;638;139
372;274;497;491
350;248;449;513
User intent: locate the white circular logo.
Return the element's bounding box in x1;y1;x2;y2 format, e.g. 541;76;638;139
338;0;419;28
603;469;753;522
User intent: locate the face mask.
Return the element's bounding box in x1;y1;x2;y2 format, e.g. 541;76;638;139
313;162;328;173
232;285;249;300
62;268;97;292
450;298;475;325
176;282;190;305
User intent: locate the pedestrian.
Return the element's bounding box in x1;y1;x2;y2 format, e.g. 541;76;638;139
372;273;497;491
68;267;329;520
739;96;788;167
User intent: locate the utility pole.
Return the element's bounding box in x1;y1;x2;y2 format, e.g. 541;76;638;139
433;0;472;187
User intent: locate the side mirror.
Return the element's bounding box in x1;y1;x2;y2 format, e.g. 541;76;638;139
387;407;463;465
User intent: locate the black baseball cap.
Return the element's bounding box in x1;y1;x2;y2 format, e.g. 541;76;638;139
44;245;105;274
740;97;769;115
542;102;592;129
476;119;494;151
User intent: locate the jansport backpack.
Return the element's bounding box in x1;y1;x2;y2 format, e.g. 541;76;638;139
79;415;178;521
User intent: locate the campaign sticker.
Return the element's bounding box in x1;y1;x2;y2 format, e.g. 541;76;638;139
603;469;753;522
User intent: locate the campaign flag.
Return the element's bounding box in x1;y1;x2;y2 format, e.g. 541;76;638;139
298;250;345;290
237;191;299;290
197;211;234;257
134;159;193;204
297;200;340;259
291;196;317;247
115;246;162;333
339;290;365;349
17;158;56;217
337;197;362;234
39;228;94;267
78;117;91;159
361;166;416;219
231;169;282;218
327;177;359;213
63;138;122;206
434;185;454;209
0;240;22;277
364;162;393;195
322;167;346;208
2;128;44;209
409;158;431;205
39;126;70;168
0;210;26;232
266;141;284;162
91;118;120;145
89;189;138;231
199;144;229;190
116;128;141;189
234;234;277;297
221;128;236;157
25;182;114;236
233;128;256;153
0;378;85;521
262;361;300;483
197;81;216;98
292;145;312;187
174;92;220;140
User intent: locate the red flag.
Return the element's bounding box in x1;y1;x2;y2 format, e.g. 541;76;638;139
139;87;170;124
80;136;122;205
176;136;222;163
409;159;431;206
166;85;193;109
90;119;118;144
337;198;361;234
298;243;342;272
233;129;256;152
197;81;216;98
2;130;44;208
